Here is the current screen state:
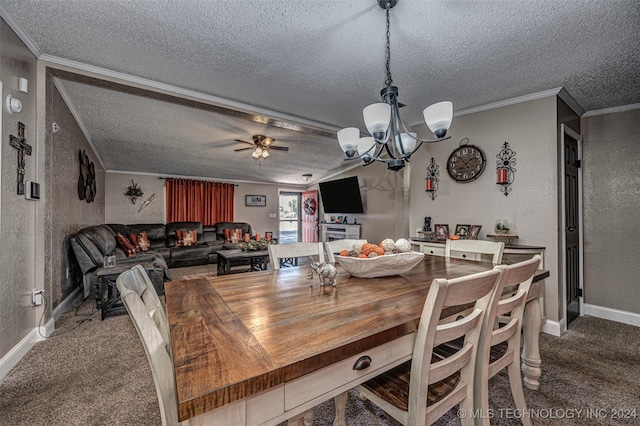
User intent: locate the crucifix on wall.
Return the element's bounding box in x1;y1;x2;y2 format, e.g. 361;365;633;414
9;122;31;195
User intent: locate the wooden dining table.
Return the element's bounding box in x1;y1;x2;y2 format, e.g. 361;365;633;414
165;255;549;425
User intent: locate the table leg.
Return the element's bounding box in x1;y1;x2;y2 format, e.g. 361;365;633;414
522;285;543;390
333;392;348;426
100;276;108;321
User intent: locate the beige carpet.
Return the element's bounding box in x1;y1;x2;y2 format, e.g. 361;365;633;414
1;265;638;425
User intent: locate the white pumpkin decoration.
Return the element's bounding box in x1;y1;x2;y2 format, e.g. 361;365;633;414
395;238;412;253
352;240;366;255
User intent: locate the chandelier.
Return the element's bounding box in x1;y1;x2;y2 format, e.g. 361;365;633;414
337;0;454;171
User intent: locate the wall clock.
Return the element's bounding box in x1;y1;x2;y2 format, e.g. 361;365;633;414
447;138;486;183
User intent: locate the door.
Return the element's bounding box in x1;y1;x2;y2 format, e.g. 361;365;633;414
278;192;300;243
301;190;319;243
563;126;581;326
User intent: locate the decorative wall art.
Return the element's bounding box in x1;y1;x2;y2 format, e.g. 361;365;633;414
78;150;96;203
496;141;517;196
9;122;31;195
245;195;266;206
125;180;144;204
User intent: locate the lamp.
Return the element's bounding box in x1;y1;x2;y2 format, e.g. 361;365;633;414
337;0;454;171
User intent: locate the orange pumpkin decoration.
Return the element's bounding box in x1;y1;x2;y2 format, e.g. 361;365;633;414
357;253;368;258
339;249;350;256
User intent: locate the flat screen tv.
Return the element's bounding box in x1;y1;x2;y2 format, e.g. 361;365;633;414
318;176;364;214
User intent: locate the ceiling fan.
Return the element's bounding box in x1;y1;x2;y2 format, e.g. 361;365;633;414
234;134;289;159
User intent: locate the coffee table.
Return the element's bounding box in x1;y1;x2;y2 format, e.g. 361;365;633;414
216;249;269;275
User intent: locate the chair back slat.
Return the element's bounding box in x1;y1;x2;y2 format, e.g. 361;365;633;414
428;343;473;384
433;308;482;346
268;242;324;269
489;317;519;346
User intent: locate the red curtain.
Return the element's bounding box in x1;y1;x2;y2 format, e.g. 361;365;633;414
165;179;234;225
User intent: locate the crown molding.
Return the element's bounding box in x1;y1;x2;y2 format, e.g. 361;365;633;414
105;170;309;188
455;88;565;117
52;77;106;170
583;103;640;117
0;5;42;57
39;55;340;135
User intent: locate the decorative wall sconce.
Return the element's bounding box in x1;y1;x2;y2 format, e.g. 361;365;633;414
425;157;440;200
496;141;516;196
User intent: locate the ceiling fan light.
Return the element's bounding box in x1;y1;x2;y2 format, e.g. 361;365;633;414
337;127;360;156
251;150;260;159
255;146;263;155
394;132;417;155
363;103;391;137
423;101;453;138
262;149;270;159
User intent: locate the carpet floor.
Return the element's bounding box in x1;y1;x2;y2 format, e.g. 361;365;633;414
1;264;638;425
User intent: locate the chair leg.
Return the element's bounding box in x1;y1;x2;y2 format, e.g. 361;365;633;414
333;392;348;426
507;360;531;426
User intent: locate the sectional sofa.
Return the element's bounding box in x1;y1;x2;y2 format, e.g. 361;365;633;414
69;221;253;297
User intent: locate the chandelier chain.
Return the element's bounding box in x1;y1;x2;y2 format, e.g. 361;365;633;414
384;2;393;87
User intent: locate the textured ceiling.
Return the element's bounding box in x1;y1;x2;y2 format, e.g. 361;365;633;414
1;0;639;185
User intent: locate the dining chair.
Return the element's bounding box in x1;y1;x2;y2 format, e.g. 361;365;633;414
268;242;325;269
116;267;182;426
324;239;368;263
342;268;503;426
476;255;541;425
445;239;505;264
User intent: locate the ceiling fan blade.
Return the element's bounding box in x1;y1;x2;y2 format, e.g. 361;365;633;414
234;139;255;146
234;147;253;152
262;137;275;146
270;146;289;152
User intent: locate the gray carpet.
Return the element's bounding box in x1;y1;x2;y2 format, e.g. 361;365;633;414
1;264;638;425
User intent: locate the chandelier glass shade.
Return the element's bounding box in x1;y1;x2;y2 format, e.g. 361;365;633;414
337;0;454;171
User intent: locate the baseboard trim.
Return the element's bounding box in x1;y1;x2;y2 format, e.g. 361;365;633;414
0;318;55;381
52;287;81;320
583;304;640;327
541;319;564;337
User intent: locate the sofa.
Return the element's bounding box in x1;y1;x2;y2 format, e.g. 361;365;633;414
69;221;253;297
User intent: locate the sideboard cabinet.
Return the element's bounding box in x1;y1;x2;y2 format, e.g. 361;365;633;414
320;223;361;242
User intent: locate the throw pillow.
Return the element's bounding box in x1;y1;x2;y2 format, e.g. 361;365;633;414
176;229;197;247
224;228;232;243
116;233;136;257
230;228;242;243
137;230;151;251
127;233;141;252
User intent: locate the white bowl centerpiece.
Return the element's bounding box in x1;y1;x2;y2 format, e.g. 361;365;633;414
335;238;425;278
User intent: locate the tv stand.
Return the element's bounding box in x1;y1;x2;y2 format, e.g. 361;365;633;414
320;223;361;242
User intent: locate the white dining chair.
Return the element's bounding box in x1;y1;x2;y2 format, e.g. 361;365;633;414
324;239;368;264
445;239;505;264
117;267;182;426
337;268;502;426
268;242;325;269
476;255;541;425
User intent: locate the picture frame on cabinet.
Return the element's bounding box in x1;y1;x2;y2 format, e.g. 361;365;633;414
435;224;449;240
469;225;482;240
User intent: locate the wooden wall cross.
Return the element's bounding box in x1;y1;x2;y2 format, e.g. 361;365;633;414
9;122;31;195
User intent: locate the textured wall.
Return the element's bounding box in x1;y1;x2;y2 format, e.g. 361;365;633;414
0;17;38;359
408;96;561;321
582;109;640;314
105;173;164;224
45;81;105;307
